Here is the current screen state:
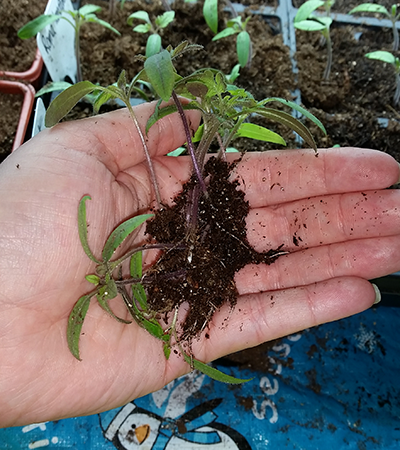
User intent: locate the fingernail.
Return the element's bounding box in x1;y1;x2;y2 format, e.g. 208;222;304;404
397;163;400;184
372;283;381;305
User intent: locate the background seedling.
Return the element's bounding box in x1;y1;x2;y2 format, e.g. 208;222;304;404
349;3;400;51
127;10;175;57
212;15;252;68
365;50;400;105
18;4;120;82
294;0;335;80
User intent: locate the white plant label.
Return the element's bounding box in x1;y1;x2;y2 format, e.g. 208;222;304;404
32;98;46;137
36;0;77;83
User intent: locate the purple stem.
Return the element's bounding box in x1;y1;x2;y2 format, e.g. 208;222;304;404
171;91;207;193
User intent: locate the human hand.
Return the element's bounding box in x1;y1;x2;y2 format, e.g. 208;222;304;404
0;101;399;427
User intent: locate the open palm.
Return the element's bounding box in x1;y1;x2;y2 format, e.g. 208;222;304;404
0;102;399;428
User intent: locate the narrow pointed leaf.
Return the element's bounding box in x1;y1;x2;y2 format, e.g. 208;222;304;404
18;14;60;39
167;147;186;156
253;108;317;150
144;50;175;101
87;17;121;35
35;81;72;97
78;196;101;263
183;354;252;383
212;28;237;41
102;214;153;261
203;0;218;34
130;251;148;310
127;298;168;341
236;123;286;145
45;81;98;127
97;283;132;324
261;97;326;134
67;294;93;360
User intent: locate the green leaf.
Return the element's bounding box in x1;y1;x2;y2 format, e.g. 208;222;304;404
349;4;388;15
294;0;325;22
203;0;218;34
79;4;102;16
294;19;328;32
128;298;169;341
146;102;201;133
237;31;250;68
97;282;131;323
186;81;209;98
236;123;286;145
86;274;100;285
45;81;98;127
130;251;148;310
212;27;237;41
163;343;171;359
86;17;121;35
67;294;93;360
35;81;72;97
167;147;186;156
253;107;318;150
226;64;241;84
155;11;175;29
102;214;153;261
18;14;60;39
182;353;252;383
127;10;151;26
365;50;397;65
93;91;115;114
192;123;204;143
262;97;327;134
144;50;176;102
146;33;162;57
130;250;143;278
133;24;151;33
227;16;243;28
78;196;101;263
117;70;127;92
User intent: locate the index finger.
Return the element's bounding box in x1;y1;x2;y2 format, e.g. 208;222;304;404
233;148;399;208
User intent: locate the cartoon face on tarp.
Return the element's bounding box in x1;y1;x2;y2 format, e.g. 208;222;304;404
99;371;251;450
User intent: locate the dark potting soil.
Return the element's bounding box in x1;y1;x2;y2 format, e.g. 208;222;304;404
296;24;400;160
79;0;298;149
145;157;283;341
0;0;48;73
